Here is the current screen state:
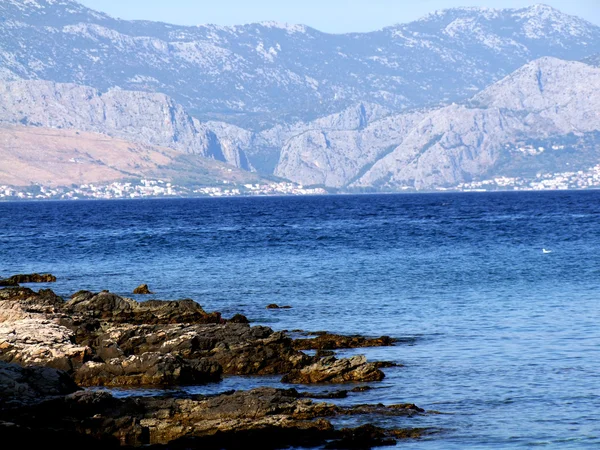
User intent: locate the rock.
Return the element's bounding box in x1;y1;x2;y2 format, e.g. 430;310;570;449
0;385;428;449
266;303;292;309
282;355;385;384
82;321;310;377
294;333;396;350
66;291;223;324
133;284;153;295
73;353;222;387
5;274;57;284
228;313;250;323
0;287;65;323
0;318;91;372
0;361;80;408
324;424;397;449
0;279;19;287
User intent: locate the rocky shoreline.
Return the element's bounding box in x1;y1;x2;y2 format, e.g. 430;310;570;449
0;275;434;448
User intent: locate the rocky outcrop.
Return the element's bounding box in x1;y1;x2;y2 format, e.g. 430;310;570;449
66;290;223;324
0;284;426;448
0;318;90;372
293;332;396;350
1;273;56;284
4;288;389;385
0;377;428;449
0;361;80;408
0;287;65;322
74;353;222;387
282;355;385;384
132;284;153;295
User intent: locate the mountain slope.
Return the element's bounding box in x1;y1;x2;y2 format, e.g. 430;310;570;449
0;124;264;187
274;58;600;190
1;1;599;128
0;79;248;163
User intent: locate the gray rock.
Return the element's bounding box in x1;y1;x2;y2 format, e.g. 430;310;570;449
281;355;385;384
0;360;80;408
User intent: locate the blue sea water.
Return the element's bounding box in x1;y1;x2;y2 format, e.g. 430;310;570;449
1;191;600;448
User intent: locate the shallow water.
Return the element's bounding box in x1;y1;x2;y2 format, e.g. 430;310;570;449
1;191;600;448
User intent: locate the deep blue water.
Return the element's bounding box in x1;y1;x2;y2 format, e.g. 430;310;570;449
1;191;600;448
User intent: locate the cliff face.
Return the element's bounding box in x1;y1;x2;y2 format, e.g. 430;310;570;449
0;80;221;158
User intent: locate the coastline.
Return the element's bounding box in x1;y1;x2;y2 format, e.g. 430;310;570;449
0;279;431;448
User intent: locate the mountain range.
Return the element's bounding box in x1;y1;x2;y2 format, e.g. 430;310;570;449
1;0;600;192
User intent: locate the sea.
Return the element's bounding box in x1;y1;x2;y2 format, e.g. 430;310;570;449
1;191;599;449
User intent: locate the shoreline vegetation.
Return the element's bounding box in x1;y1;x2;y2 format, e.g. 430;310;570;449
0;274;433;449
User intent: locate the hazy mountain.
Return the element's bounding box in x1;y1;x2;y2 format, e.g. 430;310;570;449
1;1;599;128
0;79;239;161
275;58;600;190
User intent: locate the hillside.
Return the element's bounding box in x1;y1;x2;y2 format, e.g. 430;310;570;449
0;125;264;187
275;58;600;190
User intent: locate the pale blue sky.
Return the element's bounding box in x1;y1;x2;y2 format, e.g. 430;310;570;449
77;0;600;31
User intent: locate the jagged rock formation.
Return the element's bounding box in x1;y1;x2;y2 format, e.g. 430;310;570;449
1;1;599;127
275;58;600;190
0;377;428;449
0;287;385;385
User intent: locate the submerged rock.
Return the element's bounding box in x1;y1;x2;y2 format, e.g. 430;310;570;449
266;303;292;309
282;355;385;384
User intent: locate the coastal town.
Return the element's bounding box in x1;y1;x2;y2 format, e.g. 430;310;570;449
457;163;600;192
3;162;600;201
0;179;328;201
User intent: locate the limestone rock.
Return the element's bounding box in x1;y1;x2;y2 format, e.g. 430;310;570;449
0;360;80;409
74;353;222;387
281;355;385;384
0;318;91;372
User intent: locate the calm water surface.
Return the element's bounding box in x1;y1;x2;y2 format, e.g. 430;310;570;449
1;191;599;448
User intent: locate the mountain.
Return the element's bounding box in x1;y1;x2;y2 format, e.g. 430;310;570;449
1;1;599;128
0;79;253;163
0;124;265;188
274;58;600;190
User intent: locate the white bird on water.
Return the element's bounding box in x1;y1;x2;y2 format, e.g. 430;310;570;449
542;248;552;254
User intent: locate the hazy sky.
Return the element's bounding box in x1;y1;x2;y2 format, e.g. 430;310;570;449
77;0;600;32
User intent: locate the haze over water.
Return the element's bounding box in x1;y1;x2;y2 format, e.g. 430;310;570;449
1;191;599;448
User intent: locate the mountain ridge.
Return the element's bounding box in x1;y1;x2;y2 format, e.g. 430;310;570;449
2;1;599;128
